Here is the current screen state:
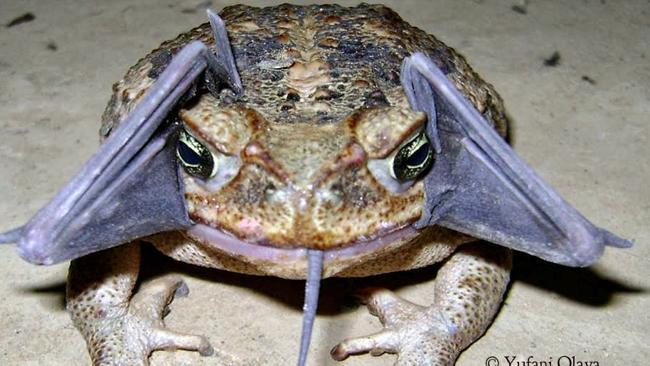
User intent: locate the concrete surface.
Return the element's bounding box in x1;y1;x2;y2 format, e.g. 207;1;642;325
0;0;648;365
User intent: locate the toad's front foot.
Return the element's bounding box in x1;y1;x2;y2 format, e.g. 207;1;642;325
67;244;212;366
72;276;212;366
331;288;463;365
332;244;512;366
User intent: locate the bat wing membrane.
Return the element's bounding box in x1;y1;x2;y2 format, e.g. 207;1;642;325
402;53;631;267
0;15;242;265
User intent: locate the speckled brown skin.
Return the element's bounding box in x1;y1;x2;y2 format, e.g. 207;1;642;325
332;243;511;365
67;243;213;366
68;4;512;366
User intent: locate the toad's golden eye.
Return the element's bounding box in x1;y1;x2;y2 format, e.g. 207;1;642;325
177;129;215;180
391;131;435;182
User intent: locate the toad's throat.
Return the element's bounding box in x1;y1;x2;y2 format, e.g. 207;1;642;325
187;223;418;265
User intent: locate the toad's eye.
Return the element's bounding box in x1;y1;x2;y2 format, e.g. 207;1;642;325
177;128;215;179
391;131;435;182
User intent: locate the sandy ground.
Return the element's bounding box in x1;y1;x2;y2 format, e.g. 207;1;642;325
0;0;648;365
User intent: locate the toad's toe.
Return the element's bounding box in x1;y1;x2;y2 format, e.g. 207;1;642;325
331;244;511;366
80;277;213;366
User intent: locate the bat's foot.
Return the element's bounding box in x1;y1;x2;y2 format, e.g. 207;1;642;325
331;288;459;366
71;276;212;366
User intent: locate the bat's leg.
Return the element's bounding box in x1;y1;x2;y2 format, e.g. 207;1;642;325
331;243;511;366
67;242;212;366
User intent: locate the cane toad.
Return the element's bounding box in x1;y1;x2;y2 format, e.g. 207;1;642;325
0;3;630;366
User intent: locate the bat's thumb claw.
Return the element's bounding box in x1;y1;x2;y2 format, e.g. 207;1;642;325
602;230;633;248
0;226;23;244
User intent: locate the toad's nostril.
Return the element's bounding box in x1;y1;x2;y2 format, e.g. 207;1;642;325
265;185;291;205
315;189;343;209
264;184;276;198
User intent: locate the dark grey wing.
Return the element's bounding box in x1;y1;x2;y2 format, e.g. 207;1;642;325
402;53;631;267
0;13;242;265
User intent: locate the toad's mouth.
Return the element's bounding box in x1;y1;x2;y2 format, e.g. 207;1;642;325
187;223;419;265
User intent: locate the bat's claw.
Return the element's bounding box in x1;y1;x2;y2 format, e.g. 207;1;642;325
207;9;242;94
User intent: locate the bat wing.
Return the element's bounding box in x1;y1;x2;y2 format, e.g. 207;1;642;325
0;11;242;265
402;53;631;267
